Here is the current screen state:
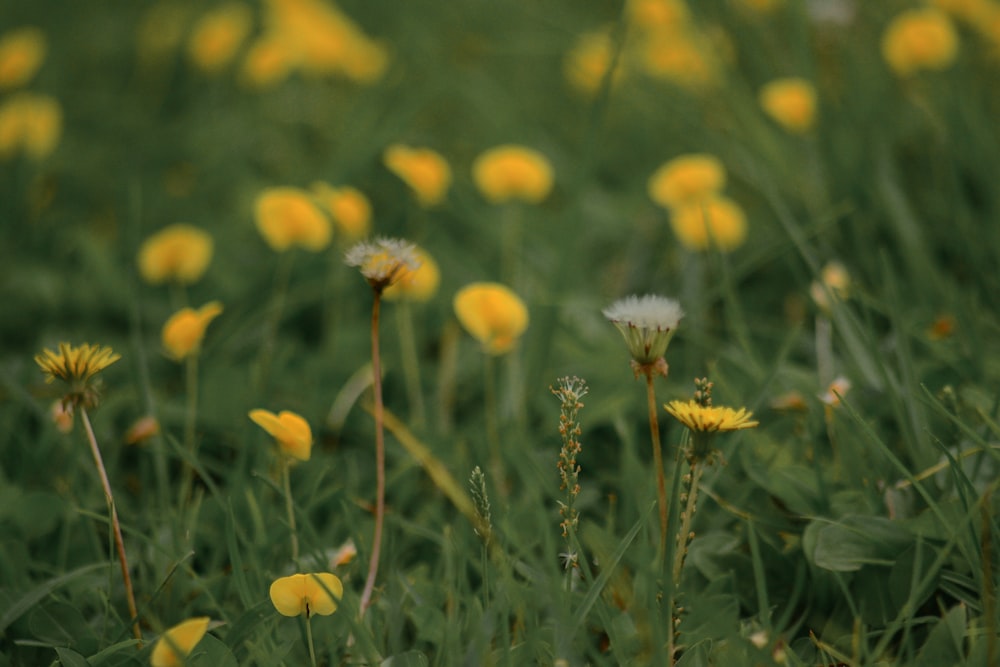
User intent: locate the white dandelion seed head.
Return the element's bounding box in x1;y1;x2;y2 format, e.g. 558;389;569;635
344;236;420;288
603;294;684;365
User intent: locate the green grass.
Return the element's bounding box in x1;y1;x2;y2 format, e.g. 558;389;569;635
3;0;1000;665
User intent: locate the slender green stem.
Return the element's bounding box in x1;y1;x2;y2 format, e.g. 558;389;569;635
80;407;142;645
359;291;386;616
672;459;704;583
305;613;317;667
483;353;505;492
645;372;668;568
283;458;299;566
178;352;200;508
395;301;426;427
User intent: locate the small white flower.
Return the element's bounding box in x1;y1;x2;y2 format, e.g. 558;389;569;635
603;294;684;364
345;237;419;290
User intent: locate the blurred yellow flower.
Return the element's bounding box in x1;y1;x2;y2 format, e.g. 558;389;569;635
932;0;993;24
254;187;332;252
36;343;121;410
311;182;372;240
137;223;214;286
269;572;343;617
50;400;74;433
647;153;726;210
670;196;748;253
162;302;223;361
882;8;958;76
472;145;554;205
329;538;357;568
151;617;210;667
0;92;62;160
241;36;295;87
453;282;529;355
665;400;759;433
0;27;46;89
809;260;850;312
187;3;252;73
638;30;719;90
819;376;851;407
125;415;161;445
628;0;690;30
564;29;620;95
383;144;452;207
383;246;440;302
759;77;817;133
249;408;313;461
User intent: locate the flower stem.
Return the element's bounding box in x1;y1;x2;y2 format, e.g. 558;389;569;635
645;371;668;569
483;353;506;493
305;614;317;667
672;458;704;583
360;290;386;616
178;352;200;508
395;301;426;428
283;457;299;566
80;406;142;645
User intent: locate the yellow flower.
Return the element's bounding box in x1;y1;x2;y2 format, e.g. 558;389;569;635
137;223;214;285
254;187;332;252
0;27;46;89
665;400;759;433
383;144;452;207
36;343;121;410
809;260;850;312
670;196;747;252
240;37;295;88
187;3;252;73
932;0;993;24
453;282;529;355
647;153;726;210
125;415;161;445
162;302;223;361
564;29;621;95
882;8;958;76
345;237;420;292
819;376;851;407
150;617;210;667
759;77;817;134
328;538;357;568
638;29;719;90
382;246;440;302
310;182;372;240
249;408;313;461
628;0;690;30
472;145;554;204
269;572;343;617
50;400;74;433
0;92;62;160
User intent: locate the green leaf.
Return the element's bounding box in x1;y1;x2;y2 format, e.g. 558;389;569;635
913;606;965;667
806;515;912;572
380;651;429;667
0;563;106;635
29;601;99;655
55;647;91;667
188;634;238;667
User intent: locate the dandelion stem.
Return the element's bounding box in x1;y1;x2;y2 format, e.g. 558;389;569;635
305;613;317;667
80;407;142;645
283;457;299;566
483;353;505;492
645;371;668;568
178;352;200;507
360;290;386;616
672;458;704;583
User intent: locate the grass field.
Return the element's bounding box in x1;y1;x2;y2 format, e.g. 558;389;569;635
3;0;1000;665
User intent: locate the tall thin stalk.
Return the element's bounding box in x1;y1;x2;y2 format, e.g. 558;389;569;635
644;370;668;566
283;458;299;566
359;290;386;615
178;352;200;508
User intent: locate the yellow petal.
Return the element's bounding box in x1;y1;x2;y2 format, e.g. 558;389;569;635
151;617;210;667
453;282;529;355
269;573;343;617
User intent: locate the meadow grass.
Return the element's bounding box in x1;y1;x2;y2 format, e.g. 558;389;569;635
3;0;1000;665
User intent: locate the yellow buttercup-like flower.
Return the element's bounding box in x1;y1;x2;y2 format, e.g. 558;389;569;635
36;343;120;410
254;187;332;252
882;8;958;76
0;92;62;160
240;36;294;88
0;27;46;89
647;153;726;210
638;29;719;91
310;182;372;240
665;400;759;433
669;196;748;253
382;246;440;303
383;144;452;207
249;408;313;461
472;145;554;204
564;28;621;95
187;3;252;73
137;223;214;285
628;0;690;30
269;572;343;617
150;617;210;667
453;282;529;355
162;302;223;361
759;77;817;134
809;260;850;312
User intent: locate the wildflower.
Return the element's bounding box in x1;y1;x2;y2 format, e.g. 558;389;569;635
665;398;758;460
50;399;74;433
240;36;294;87
647;153;726;210
125;415;160;445
254;187;332;252
819;376;851;407
137;223;214;286
564;28;620;95
162;301;223;361
927;313;956;340
809;260;850;312
310;182;372;240
453;282;529;355
759;77;817;134
472;145;554;205
382;246;440;302
329;538;358;568
769;391;807;411
670;195;748;252
150;617;210;667
187;3;252;73
638;30;719;90
882;8;958;76
249;408;313;461
0;27;46;89
383;144;452;207
932;0;993;24
628;0;690;30
345;237;420;292
0;92;62;160
35;343;121;409
603;294;683;369
269;572;343;617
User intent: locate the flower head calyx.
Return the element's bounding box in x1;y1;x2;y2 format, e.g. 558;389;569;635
345;237;420;293
35;343;121;409
603;295;683;372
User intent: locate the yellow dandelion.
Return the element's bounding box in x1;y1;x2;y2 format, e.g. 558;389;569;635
382;246;440;303
187;3;253;73
0;92;62;161
383;144;452;208
638;29;719;90
240;37;295;88
472;144;554;205
254;187;332;252
162;302;223;361
759;77;818;134
249;408;313;461
453;282;529;355
564;28;621;95
0;27;46;90
647;153;726;210
150;617;210;667
882;8;958;76
344;237;420;292
670;196;748;253
269;572;343;618
137;223;214;286
35;343;120;410
664;400;759;433
310;182;372;240
628;0;690;30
